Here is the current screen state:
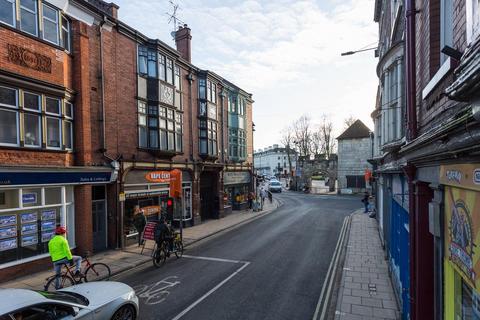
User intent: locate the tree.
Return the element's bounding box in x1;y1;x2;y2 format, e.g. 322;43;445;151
292;115;312;157
280;126;295;178
319;115;336;159
344;115;356;129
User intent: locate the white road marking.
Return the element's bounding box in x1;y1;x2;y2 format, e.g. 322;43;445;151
312;216;350;320
171;257;251;320
182;254;245;264
133;276;181;305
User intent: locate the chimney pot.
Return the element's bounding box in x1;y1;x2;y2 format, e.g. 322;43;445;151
175;25;192;62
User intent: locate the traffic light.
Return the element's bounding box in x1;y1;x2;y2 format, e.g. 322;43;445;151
166;197;174;223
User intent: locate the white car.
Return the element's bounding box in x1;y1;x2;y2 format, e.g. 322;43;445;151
0;282;139;320
269;180;282;193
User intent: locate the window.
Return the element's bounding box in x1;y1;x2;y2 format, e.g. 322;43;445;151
0;109;18;145
158;54;166;81
199;78;206;99
346;176;366;189
166;59;173;84
0;0;15;27
175;113;183;152
64;120;72;149
440;0;453;63
64;102;73;119
24;92;40;111
46;117;61;148
138;101;147;148
175;66;181;90
207;80;211;102
138;46;148;75
199;120;217;156
45;97;60;115
20;0;38;36
24;113;41;147
147;50;157;78
61;15;71;51
42;3;59;44
467;0;480;43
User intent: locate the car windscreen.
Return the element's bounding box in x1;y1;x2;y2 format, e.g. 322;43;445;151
37;291;89;306
270;182;281;186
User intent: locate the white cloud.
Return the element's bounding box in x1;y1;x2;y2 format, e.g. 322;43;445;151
114;0;378;149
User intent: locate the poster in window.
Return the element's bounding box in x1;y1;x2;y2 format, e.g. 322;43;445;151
22;193;37;205
41;231;55;243
21;223;37;235
0;226;17;239
0;215;16;227
21;212;37;224
41;210;56;221
21;234;38;247
0;238;17;251
41;220;56;231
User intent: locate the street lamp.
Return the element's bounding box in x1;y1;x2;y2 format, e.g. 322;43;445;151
340;47;378;56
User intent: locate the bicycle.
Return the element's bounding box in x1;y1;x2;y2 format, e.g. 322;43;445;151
152;232;184;268
44;254;111;291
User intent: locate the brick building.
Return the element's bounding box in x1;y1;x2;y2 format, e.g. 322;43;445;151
370;0;480;319
0;0;254;280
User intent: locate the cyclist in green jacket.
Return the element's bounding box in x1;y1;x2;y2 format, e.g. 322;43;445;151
48;226;82;287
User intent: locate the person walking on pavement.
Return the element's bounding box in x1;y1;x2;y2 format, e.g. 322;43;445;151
247;192;253;210
48;226;82;288
133;206;147;246
361;192;370;213
260;188;266;210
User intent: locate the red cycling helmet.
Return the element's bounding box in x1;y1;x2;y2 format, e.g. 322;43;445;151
55;226;67;234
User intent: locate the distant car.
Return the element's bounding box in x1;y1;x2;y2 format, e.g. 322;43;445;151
269;181;282;193
0;282;139;320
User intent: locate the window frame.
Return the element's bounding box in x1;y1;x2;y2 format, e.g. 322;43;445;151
0;108;20;147
20;0;38;36
45;96;61;116
63;120;73;150
147;49;157;78
0;0;16;27
466;0;480;43
23;91;41;112
137;101;147;148
137;46;148;76
41;2;59;45
46;116;62;150
166;59;173;84
23;112;42;148
61;14;71;52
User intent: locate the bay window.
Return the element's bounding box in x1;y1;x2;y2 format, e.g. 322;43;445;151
20;0;38;36
42;2;59;45
166;59;174;84
159;55;166;81
0;0;15;27
199;120;217;156
147;50;157;78
199;79;206;99
0;87;73;150
61;15;71;51
138;101;147;148
206;80;216;104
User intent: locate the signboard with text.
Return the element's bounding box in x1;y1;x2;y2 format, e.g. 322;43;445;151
224;172;251;185
142;222;158;241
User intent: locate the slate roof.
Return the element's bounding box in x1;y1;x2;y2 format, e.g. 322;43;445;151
337;120;371;140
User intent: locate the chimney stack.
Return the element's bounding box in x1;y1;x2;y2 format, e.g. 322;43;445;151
175;24;192;62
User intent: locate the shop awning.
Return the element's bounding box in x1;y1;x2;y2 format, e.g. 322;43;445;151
0;166;115;187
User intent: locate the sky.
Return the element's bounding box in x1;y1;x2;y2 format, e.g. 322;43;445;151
113;0;379;151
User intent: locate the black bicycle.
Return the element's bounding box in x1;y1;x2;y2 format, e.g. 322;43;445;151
152;232;184;267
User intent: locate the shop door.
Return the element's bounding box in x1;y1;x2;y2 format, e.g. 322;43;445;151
391;199;410;320
92;186;107;252
200;171;218;220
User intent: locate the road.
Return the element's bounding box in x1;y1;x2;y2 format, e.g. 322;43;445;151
115;191;361;320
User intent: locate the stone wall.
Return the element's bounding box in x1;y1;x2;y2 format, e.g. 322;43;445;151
337;137;372;192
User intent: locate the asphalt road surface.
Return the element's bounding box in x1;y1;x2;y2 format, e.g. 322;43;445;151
116;191;361;320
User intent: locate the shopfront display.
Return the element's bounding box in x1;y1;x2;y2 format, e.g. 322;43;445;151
0;186;74;267
224;171;251;210
441;164;480;320
122;169;192;245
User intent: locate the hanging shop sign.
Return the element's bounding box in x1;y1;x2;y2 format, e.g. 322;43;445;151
224;172;251;185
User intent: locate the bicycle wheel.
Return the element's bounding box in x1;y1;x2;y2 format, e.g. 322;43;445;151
45;274;75;291
152;243;167;268
85;263;111;282
174;240;183;258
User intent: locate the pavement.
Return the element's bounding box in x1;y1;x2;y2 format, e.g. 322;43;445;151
334;212;400;320
0;198;279;291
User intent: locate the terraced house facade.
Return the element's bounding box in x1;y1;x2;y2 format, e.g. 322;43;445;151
0;0;254;281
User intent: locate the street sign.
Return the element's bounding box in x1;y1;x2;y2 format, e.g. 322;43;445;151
119;192;125;202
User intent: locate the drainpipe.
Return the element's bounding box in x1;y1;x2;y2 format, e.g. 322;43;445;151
406;0;418;141
187;72;194;161
405;1;419;318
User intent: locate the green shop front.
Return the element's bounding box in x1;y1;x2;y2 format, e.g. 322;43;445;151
224;171;251;211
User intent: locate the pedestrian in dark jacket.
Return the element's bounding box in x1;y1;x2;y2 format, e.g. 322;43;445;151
362;192;369;213
133;206;147;246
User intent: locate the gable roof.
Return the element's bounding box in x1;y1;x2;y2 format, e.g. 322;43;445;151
337;120;371;140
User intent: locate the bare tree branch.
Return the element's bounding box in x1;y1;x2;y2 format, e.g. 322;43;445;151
292;115;312;157
344;115;356;129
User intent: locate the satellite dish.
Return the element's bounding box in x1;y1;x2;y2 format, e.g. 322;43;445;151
171;31;176;38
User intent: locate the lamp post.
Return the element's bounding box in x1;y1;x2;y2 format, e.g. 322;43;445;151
340;47;378;56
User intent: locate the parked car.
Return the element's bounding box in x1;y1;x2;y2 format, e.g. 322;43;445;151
269;180;282;193
0;282;139;320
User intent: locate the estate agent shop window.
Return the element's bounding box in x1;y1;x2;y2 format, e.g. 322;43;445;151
0;186;75;266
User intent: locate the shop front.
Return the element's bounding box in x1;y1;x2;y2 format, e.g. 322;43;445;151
441;164;480;320
0;167;113;273
224;171;251;211
122;169;192;246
